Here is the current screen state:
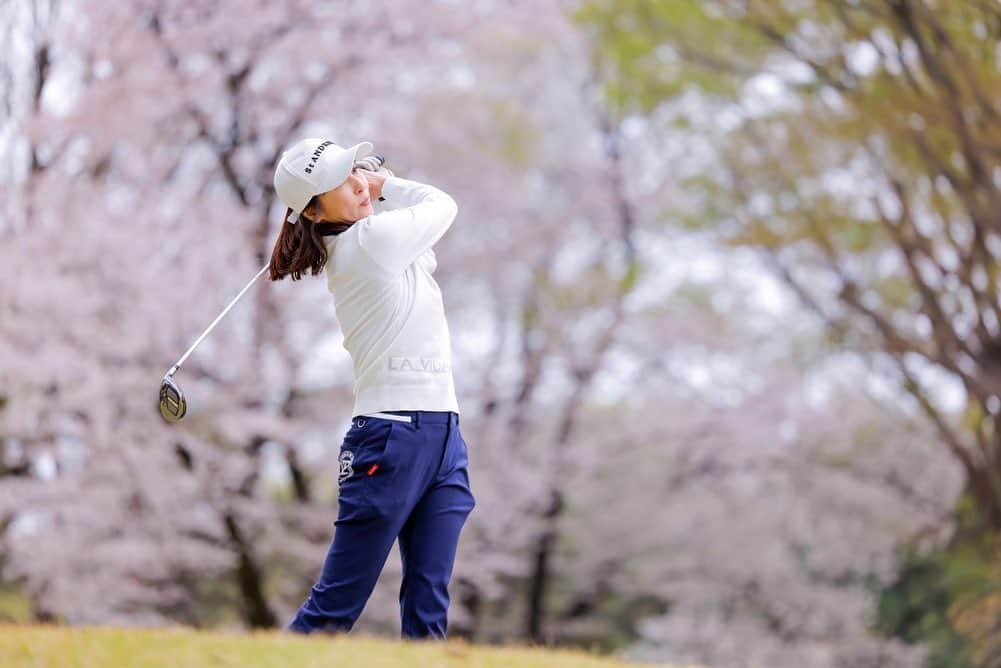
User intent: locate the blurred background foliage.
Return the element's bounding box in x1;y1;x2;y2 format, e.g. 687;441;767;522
576;0;1001;664
3;1;1001;666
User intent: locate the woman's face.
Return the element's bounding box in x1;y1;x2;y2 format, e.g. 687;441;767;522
306;166;374;224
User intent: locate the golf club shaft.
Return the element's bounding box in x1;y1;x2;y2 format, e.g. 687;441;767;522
167;263;269;376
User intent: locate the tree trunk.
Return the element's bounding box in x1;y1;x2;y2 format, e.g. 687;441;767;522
223;512;277;628
525;490;563;642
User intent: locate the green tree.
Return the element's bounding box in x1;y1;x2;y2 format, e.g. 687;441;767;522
576;0;1001;662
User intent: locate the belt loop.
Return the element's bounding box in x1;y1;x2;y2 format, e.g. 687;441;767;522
414;411;420;429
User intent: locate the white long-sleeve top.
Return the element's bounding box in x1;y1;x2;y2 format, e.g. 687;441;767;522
324;175;460;417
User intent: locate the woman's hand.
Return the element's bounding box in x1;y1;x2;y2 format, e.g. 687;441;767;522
358;168;388;200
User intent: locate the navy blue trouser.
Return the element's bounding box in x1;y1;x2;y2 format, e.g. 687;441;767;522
288;410;475;638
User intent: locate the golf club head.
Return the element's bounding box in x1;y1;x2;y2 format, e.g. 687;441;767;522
159;373;187;423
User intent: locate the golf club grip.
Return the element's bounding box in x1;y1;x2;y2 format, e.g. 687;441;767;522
356;154;394;177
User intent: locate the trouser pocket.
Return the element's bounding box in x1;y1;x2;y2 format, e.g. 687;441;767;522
337;416;419;520
336;417;394;520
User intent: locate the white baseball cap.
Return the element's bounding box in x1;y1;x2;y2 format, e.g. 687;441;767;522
273;138;374;224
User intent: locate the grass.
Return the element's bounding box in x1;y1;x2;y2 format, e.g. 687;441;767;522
0;625;678;668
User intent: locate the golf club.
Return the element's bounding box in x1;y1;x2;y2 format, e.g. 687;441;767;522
158;263;269;423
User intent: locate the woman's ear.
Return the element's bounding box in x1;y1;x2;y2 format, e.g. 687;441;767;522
302;201;320;223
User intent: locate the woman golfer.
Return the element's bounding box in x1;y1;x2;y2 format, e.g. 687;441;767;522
269;138;475;638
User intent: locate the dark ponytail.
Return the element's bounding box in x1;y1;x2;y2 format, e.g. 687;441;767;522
268;195;352;281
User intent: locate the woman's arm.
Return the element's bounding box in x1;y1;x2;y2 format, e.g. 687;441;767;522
355;176;458;274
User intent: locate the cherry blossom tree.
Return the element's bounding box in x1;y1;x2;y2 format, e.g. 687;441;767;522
0;2;965;666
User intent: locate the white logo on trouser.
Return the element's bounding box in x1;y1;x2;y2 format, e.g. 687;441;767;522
338;450;355;484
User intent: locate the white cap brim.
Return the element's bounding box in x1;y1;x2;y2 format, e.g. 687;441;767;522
314;141;374;194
